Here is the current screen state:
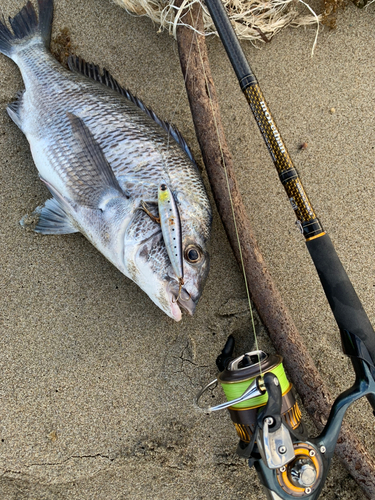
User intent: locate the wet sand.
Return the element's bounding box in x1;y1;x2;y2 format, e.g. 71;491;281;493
0;0;374;498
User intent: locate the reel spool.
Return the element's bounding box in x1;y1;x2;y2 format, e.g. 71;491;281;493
196;337;304;447
218;351;302;444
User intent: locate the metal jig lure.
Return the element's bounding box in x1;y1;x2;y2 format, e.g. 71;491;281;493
158;183;185;299
136;184;186;299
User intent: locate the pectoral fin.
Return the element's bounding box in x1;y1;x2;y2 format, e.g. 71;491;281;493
64;112;127;209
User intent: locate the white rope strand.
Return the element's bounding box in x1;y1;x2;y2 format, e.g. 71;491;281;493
113;0;323;47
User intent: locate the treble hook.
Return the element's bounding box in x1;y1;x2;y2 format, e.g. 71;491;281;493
172;277;191;303
136;200;160;224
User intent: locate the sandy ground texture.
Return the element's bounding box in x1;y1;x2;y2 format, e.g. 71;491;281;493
0;0;374;499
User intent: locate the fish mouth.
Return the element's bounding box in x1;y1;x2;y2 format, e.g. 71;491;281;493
177;292;196;316
167;283;197;318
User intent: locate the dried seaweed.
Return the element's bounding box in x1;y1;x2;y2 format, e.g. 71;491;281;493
321;0;347;29
50;27;77;68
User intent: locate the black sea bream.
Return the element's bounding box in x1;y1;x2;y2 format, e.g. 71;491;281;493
0;0;212;321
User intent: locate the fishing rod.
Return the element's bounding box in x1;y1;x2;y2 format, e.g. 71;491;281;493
195;1;375;498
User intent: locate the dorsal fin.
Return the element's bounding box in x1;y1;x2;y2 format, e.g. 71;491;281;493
67;55;196;164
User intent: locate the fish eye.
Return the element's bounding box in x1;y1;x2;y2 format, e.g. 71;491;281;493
185;245;202;264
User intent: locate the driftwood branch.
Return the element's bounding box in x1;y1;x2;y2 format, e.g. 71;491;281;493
174;1;375;497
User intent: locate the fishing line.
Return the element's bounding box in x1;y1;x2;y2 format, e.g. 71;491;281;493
163;0;262;373
183;2;261;366
165;1;203;154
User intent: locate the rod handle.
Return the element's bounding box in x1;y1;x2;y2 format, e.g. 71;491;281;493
306;233;375;366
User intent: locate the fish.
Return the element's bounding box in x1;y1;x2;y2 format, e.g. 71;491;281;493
0;0;212;321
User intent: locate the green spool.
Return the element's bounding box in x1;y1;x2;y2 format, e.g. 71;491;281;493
219;361;290;410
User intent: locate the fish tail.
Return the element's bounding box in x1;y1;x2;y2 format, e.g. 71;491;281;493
0;0;53;59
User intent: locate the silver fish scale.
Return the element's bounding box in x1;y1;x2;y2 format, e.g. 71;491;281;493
17;45;211;243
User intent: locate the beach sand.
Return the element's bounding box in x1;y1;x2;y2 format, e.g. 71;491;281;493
0;0;374;498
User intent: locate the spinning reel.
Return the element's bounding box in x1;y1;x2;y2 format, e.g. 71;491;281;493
197;333;375;499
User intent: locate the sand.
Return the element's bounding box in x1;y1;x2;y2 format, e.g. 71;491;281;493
0;0;374;498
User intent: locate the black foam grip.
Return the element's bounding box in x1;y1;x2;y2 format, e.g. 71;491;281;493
306;233;375;365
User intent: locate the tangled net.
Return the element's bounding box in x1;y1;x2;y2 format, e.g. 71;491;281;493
112;0;322;44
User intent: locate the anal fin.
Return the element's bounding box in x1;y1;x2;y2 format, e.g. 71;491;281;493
20;197;78;235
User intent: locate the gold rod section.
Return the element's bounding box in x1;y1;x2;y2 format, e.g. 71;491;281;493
243;84;324;239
